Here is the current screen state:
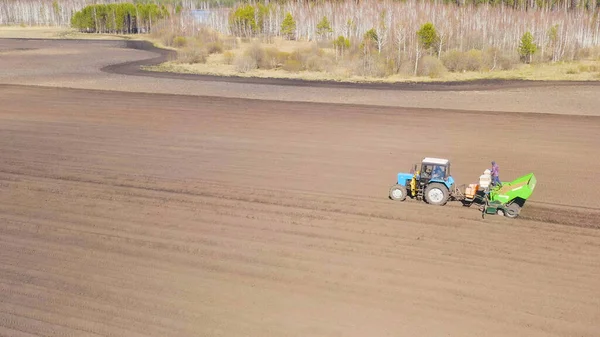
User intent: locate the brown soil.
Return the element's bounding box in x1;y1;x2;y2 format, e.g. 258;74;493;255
1;83;600;337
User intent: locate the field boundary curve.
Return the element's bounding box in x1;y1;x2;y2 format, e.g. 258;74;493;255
109;40;600;91
2;37;599;91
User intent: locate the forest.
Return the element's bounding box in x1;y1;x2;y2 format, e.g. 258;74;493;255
70;3;170;33
2;0;599;78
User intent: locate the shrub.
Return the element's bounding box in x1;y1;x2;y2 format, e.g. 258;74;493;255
482;48;516;70
592;47;600;60
499;55;517;70
353;52;387;77
288;45;330;71
392;52;412;75
276;51;291;64
283;59;303;72
206;41;224;54
193;26;221;43
160;32;177;47
305;55;327;72
179;47;207;64
487;49;518;70
243;42;281;69
464;49;484;71
264;47;289;69
288;50;301;62
384;57;398;76
322;56;336;72
442;49;483;72
173;36;187;48
223;51;235;65
418;55;446;77
234;54;258;72
245;42;264;61
260;48;278;69
570;45;600;61
442;50;464;72
223;37;238;51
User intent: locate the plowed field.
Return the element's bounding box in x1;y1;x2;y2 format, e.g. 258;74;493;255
1;38;600;337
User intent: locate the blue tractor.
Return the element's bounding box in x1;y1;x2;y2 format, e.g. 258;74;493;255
389;157;455;206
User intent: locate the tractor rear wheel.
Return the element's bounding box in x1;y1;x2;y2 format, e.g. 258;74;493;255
504;203;521;218
424;183;449;206
389;184;407;201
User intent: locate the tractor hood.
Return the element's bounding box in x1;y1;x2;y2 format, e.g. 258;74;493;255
397;173;414;186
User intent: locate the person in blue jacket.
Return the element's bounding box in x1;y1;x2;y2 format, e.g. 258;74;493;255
432;165;445;180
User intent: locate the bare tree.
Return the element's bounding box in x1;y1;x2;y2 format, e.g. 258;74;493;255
414;43;421;76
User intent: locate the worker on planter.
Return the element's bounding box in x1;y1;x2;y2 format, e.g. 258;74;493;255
478;169;493;209
491;161;501;186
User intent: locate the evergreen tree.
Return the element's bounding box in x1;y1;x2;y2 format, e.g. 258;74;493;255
281;12;296;40
518;31;537;63
316;16;333;39
417;22;439;52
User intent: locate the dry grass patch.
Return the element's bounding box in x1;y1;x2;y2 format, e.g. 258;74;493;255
148;57;600;83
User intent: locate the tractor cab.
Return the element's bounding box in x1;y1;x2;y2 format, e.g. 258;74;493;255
419;157;451;183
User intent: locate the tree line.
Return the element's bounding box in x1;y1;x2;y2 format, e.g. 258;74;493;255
238;0;600;11
71;3;170;33
222;0;599;63
0;0;216;26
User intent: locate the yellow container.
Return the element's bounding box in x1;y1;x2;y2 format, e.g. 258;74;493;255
465;184;479;198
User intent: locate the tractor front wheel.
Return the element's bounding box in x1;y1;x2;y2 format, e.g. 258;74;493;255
424;183;449;206
389;184;407;201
